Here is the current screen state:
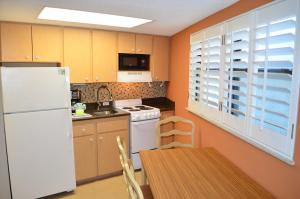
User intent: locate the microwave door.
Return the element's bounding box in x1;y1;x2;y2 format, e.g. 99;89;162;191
118;53;150;71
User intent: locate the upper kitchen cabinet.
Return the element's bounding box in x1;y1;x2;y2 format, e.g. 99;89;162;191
32;25;63;63
92;30;117;82
152;36;170;81
118;32;153;54
118;32;135;53
136;34;152;54
0;23;32;62
64;28;92;83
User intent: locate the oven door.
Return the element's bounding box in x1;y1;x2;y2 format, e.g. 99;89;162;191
130;118;159;153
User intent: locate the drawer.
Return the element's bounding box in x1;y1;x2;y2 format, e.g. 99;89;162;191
97;116;129;133
73;121;96;137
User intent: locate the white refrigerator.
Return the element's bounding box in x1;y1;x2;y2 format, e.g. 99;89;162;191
0;67;76;199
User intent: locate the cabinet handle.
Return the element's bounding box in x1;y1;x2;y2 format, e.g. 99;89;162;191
137;49;141;52
85;78;89;82
34;56;40;59
89;138;94;142
98;137;103;141
95;77;99;82
81;128;86;132
131;48;135;52
25;56;30;59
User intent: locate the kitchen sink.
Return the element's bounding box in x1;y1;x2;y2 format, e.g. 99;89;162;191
93;109;118;116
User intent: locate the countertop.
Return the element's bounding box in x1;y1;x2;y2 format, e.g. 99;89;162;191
72;103;129;121
72;97;174;121
142;97;175;112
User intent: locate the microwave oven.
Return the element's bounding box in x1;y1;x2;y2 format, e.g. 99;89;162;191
118;53;150;71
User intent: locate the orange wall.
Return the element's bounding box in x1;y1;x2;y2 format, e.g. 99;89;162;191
167;0;300;198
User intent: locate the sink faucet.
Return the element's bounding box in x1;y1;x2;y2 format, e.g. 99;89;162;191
96;85;113;110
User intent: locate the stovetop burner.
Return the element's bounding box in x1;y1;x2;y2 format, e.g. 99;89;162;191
128;109;140;112
134;105;153;110
122;107;133;109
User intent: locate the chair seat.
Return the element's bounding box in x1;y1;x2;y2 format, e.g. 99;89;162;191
140;185;154;199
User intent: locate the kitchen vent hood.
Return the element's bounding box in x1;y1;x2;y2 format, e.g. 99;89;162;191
117;71;152;82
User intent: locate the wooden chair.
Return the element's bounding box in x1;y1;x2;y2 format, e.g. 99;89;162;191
116;136;153;199
156;116;195;149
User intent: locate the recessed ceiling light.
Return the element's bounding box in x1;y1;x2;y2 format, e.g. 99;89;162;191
38;7;152;28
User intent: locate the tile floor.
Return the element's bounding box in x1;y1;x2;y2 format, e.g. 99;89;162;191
46;172;142;199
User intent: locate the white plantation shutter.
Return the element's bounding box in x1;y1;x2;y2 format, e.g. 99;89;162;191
188;32;204;111
188;0;299;163
249;0;298;156
222;14;252;133
199;25;223;121
189;41;202;102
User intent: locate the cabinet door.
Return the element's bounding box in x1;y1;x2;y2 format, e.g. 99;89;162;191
0;23;32;62
73;135;97;181
92;30;117;82
64;28;92;83
160;111;174;145
118;32;135;53
152;36;170;81
136;34;153;54
32;25;63;63
97;130;128;175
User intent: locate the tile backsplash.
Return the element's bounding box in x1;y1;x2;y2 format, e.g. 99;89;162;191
71;82;168;103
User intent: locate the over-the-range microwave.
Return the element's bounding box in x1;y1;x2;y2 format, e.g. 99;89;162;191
118;53;150;71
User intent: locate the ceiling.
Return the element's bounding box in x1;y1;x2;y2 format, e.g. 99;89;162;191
0;0;238;36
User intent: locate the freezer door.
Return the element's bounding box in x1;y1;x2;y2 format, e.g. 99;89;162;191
130;119;158;153
0;67;71;113
4;109;76;199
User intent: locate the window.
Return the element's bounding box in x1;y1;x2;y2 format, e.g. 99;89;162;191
188;0;299;164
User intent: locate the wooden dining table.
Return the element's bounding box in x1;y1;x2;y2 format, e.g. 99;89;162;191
140;147;274;199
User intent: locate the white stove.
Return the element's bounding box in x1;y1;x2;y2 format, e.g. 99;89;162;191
115;99;160;169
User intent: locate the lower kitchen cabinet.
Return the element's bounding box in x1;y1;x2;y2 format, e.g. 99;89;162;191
97;130;128;175
73;135;98;181
72;116;129;182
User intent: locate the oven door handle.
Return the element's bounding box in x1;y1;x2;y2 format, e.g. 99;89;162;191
131;118;159;125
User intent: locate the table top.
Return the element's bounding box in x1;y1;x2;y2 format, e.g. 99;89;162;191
140;147;274;199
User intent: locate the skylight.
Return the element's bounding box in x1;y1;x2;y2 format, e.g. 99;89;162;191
38;7;152;28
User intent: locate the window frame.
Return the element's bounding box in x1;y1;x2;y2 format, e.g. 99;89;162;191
187;0;300;165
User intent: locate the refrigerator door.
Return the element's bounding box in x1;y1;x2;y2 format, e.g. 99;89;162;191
0;67;71;113
0;114;11;199
4;109;76;199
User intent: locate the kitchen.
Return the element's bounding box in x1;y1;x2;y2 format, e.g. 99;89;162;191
0;0;300;199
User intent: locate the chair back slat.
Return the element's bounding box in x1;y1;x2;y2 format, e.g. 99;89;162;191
117;136;144;199
156;116;195;149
